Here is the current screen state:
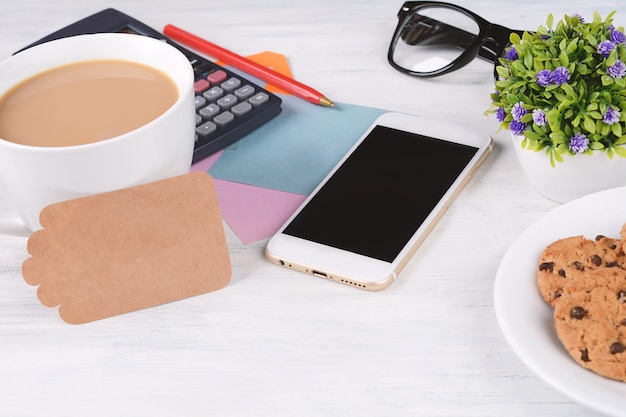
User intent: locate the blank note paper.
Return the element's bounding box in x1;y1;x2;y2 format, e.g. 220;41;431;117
22;172;231;324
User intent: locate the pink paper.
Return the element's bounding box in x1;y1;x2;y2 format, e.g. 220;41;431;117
213;179;306;244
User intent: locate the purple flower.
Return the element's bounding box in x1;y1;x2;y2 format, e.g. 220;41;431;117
536;69;552;87
504;47;518;61
603;107;621;125
495;107;506;123
607;60;626;78
550;66;570;85
597;40;616;58
512;102;527;121
509;120;527;136
532;109;548;126
569;133;589;154
610;28;626;44
571;13;585;23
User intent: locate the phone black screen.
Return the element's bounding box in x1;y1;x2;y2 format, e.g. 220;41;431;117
283;125;479;262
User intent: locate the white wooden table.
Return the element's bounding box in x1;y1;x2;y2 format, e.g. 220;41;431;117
0;1;622;416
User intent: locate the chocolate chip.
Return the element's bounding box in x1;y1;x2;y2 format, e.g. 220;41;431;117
581;348;590;362
607;261;619;267
618;290;626;303
558;269;567;277
595;235;605;241
611;244;618;250
591;255;602;266
573;261;585;271
539;262;554;272
621;319;626;326
610;342;625;354
570;306;587;319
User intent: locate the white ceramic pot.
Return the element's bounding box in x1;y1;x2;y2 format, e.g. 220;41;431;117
511;134;626;203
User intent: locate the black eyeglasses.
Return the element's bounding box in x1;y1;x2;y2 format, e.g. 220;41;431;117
388;1;524;77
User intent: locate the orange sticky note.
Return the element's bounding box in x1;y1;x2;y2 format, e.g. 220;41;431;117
22;172;231;324
244;51;294;95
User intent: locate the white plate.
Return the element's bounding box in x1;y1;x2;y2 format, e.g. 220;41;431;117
494;186;626;417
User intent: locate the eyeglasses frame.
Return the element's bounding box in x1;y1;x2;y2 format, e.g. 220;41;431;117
388;1;524;77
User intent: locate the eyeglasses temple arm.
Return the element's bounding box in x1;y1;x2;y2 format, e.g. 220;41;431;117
479;25;525;63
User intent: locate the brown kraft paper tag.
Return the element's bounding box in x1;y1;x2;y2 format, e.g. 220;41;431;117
22;172;231;324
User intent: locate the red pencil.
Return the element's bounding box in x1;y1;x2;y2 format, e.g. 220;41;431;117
163;24;334;107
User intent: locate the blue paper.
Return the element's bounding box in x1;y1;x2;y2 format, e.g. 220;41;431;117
208;93;386;195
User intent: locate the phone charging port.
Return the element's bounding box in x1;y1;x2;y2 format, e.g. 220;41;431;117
312;270;327;278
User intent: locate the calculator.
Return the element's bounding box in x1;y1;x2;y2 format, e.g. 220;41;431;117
15;8;282;163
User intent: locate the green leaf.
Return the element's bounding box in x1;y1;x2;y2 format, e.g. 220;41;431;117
520;113;533;123
585;34;598;48
554;150;564;163
577;63;591;75
564;125;573;137
561;83;576;98
566;38;578;54
607;147;615;159
584;116;597;133
521;137;529;148
593;11;602;23
614;145;626;158
606;53;616;68
510;32;521;45
511;60;526;74
524;53;533;69
550;131;568;143
612;123;623;137
524;130;542;141
590;141;605;150
602;75;615;86
546;109;561;131
496;65;509;78
547;13;554;29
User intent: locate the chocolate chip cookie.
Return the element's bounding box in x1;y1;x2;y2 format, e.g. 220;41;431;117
537;235;626;305
553;280;626;382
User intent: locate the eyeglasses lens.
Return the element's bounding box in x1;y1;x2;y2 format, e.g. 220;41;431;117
392;6;480;74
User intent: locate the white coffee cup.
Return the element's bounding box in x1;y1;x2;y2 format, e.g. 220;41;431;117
0;33;196;236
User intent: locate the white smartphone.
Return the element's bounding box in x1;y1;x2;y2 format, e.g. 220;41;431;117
265;112;493;291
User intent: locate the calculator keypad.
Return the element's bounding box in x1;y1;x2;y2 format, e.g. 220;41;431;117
192;67;277;155
183;54;282;162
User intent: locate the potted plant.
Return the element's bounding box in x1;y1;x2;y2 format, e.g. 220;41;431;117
487;11;626;202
